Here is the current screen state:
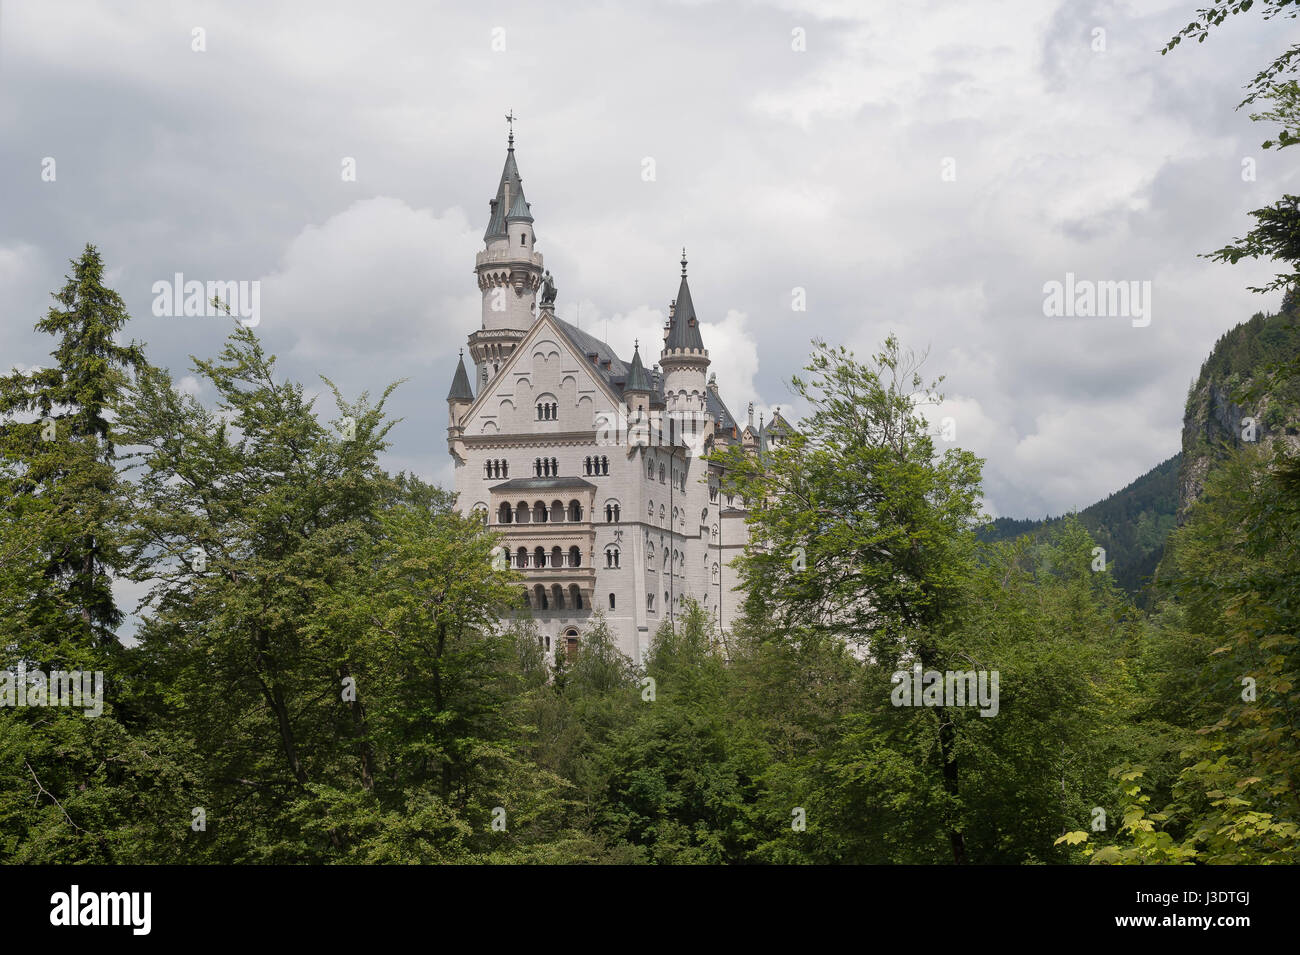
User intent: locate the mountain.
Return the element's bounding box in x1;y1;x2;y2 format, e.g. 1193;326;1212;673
1176;292;1300;518
979;454;1180;596
980;290;1300;599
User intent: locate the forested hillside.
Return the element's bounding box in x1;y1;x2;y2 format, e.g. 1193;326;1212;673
980;454;1180;597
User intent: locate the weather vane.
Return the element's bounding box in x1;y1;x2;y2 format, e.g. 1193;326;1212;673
505;110;516;147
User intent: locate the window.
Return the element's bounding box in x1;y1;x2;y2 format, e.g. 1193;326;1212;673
521;234;527;245
609;593;616;610
569;546;581;568
647;459;655;479
659;464;666;483
600;456;609;475
585;456;592;476
709;484;718;502
647;594;655;612
552;457;559;475
605;547;620;569
565;630;579;662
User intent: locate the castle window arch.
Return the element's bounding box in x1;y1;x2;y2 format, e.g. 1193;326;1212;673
498;503;513;524
569;546;581;568
568;500;583;521
659;464;666;483
605;547;620;569
585;456;593;476
609;593;616;610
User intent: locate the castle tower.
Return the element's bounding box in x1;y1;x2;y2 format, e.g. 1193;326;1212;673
468;118;544;393
660;249;711;419
624;340;654;419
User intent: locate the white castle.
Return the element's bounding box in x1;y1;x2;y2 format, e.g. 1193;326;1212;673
446;126;792;662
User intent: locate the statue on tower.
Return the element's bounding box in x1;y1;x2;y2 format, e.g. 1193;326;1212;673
540;269;557;306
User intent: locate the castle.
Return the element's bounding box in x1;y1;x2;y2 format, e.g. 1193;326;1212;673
446;126;791;662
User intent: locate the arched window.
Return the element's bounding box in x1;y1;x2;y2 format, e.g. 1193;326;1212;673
659;464;666;483
537;404;544;420
584;456;592;475
516;546;528;567
551;546;563;568
605;504;613;522
712;563;719;583
612;504;620;521
647;594;655;612
501;461;508;478
551;457;559;475
534;458;542;477
569;546;581;568
568;500;582;521
565;629;579;661
498;503;513;524
569;585;582;610
550;403;558;419
534;502;547;523
516;502;529;524
659;505;665;522
552;584;564;610
550;500;563;523
534;546;546;568
484;461;492;479
609;593;616;610
647;459;655;479
535;584;548;609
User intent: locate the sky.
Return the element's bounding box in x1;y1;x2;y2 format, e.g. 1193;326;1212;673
0;0;1293;524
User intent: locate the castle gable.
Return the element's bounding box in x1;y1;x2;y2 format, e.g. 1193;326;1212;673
460;313;625;438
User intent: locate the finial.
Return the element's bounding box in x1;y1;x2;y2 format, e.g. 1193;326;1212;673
634;338;639;351
505;110;516;148
681;247;688;276
459;347;464;358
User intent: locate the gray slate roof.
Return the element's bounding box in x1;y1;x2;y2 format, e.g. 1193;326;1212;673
665;273;705;352
484;146;526;241
490;477;597;492
551;316;739;434
447;353;474;401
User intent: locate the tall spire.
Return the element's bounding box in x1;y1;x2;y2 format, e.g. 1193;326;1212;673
447;349;473;402
626;340;653;393
483;114;527;242
665;249;704;351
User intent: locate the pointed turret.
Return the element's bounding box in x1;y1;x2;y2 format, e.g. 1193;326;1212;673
665;251;705;352
470;117;545;390
447;350;474;402
659;248;711;418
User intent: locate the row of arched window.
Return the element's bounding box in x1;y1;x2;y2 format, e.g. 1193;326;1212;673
605;547;620;568
508;545;584;569
524;584;583;611
484;459;509;479
497;499;583;524
536;402;558;420
584;456;609;476
534;457;560;477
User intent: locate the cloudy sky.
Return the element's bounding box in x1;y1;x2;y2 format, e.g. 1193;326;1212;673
0;0;1291;521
